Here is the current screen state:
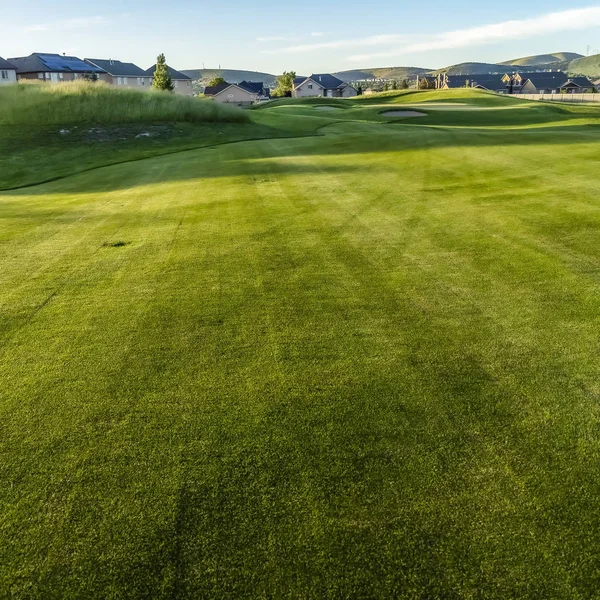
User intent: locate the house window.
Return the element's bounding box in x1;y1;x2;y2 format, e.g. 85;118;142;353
117;77;122;85
1;70;7;80
123;77;128;85
174;81;179;88
227;94;234;98
308;84;313;89
137;77;142;85
38;73;44;79
59;73;64;80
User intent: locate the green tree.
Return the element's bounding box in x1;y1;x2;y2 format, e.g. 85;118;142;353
152;54;174;92
208;76;226;87
419;77;431;90
392;80;398;90
400;79;409;89
272;71;296;97
356;85;363;96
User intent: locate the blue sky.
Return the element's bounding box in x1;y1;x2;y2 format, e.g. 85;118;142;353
1;1;599;73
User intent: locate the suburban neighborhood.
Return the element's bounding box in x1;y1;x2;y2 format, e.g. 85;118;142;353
1;50;597;104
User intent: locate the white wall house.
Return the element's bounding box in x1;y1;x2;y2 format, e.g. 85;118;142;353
293;74;357;98
0;57;17;85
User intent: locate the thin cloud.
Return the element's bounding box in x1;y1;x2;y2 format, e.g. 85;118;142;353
348;6;600;62
262;34;413;54
257;35;294;42
23;16;108;33
310;32;327;37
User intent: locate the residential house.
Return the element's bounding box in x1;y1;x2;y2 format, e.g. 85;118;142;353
501;72;595;94
441;71;595;94
441;74;507;92
293;74;357;98
84;58;151;88
145;64;193;95
0;57;17;85
8;53;107;82
204;80;269;105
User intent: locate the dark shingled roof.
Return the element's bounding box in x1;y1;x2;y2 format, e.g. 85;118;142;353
204;82;231;96
84;58;147;77
515;71;567;90
0;57;16;70
445;74;506;90
8;53;104;74
560;77;595;88
238;81;266;94
306;73;346;89
145;64;191;80
293;76;307;86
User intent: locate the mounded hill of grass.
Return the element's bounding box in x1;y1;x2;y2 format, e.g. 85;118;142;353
568;53;600;79
501;52;583;66
0;81;248;126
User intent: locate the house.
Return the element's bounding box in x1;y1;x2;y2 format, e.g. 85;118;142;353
144;64;193;95
84;58;152;88
559;77;596;93
441;74;507;93
501;72;595;94
0;57;17;85
8;53;107;82
293;74;357;98
204;80;269;105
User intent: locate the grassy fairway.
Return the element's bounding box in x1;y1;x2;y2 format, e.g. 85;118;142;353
2;91;600;598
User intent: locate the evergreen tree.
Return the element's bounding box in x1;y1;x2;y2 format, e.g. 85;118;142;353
153;54;174;92
392;80;398;90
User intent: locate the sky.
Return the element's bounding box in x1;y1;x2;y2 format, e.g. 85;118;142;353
0;1;599;74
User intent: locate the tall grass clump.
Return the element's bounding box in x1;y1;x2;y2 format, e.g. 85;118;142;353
0;81;249;125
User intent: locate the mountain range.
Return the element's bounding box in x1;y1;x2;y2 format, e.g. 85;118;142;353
184;52;600;88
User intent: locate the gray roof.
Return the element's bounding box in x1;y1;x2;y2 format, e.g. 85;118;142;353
8;53;105;74
204;82;231;96
144;64;191;81
446;74;506;90
238;81;266;95
306;73;346;89
0;57;16;70
561;77;595;88
84;58;147;77
294;74;346;90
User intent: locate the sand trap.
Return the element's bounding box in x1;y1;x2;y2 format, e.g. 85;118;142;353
314;106;340;111
381;110;427;118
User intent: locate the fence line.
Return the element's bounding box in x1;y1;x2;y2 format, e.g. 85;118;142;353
514;93;600;103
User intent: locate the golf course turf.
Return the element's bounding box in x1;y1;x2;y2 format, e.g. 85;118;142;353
2;88;600;598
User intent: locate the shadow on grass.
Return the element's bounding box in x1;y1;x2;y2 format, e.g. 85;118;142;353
3;117;599;197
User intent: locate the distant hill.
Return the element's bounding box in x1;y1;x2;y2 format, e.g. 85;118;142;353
501;52;583;67
182;69;277;88
333;66;430;81
430;62;509;76
567;53;600;79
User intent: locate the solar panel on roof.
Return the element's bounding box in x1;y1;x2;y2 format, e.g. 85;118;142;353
39;54;104;72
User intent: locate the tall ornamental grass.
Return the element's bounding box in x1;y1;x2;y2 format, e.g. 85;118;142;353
0;81;249;125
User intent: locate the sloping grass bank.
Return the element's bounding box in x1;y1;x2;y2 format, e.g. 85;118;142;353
0;81;248;125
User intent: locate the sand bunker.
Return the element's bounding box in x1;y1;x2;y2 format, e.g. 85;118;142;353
381;110;427;118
